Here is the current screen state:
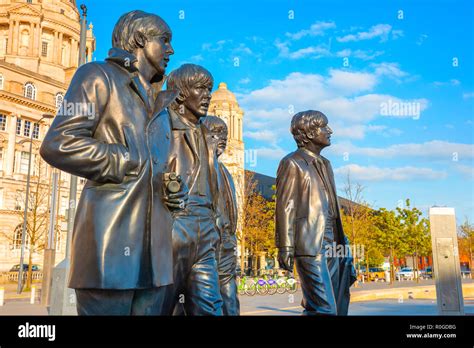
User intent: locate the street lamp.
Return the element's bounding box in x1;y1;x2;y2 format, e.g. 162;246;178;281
17;113;54;294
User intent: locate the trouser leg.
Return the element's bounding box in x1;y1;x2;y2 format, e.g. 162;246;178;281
184;214;223;316
218;235;240;316
168;215;196;315
131;286;174;315
75;289;134;315
295;255;338;316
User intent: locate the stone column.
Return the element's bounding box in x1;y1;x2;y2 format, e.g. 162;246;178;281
430;207;465;315
52;31;58;64
58;32;63;65
7;20;13;54
12;20;19;55
70;38;77;67
5;114;17;176
36;24;42;58
32;23;39;56
29;22;34;56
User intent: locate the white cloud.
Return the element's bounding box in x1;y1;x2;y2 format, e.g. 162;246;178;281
255;146;287;160
372;62;408;79
239;68;428;141
336;49;385;60
239;78;251;84
328;141;474;160
334;164;447;181
286;21;336;40
244;130;278;143
336;24;394;43
462;92;474;99
190;54;204;62
287;45;331;59
327;69;377;94
433;79;461;87
417;34;428;46
202;40;229;52
233;43;253;55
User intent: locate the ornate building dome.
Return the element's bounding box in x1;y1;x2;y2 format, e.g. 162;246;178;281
209;82;245;240
211;82;238;104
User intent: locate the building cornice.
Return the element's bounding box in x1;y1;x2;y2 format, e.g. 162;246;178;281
0;59;68;89
0;90;57;114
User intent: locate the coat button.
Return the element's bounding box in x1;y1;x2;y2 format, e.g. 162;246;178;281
153;158;159;164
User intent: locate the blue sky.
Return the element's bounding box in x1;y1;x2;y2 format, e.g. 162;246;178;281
80;0;473;221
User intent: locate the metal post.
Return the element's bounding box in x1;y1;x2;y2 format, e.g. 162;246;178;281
430;207;464;315
41;171;59;306
16;123;35;294
49;5;87;315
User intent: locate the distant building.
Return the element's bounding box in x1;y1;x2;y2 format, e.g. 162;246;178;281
209;82;244;236
248;170;357;213
0;0;95;271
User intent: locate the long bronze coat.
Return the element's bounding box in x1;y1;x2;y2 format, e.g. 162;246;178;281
154;108;219;212
40;48;179;289
275;148;346;256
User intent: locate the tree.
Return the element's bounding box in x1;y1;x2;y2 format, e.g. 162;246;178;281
396;199;431;282
373;208;406;284
240;172;277;275
458;218;474;270
340;173;374;274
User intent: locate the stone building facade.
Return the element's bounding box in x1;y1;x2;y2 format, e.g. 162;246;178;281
209;82;245;237
0;0;94;272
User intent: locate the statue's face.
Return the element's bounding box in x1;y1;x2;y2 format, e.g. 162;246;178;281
212;125;228;157
183;82;212;119
143;24;174;76
310;123;333;148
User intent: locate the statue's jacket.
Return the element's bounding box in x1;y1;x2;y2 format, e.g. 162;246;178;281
275;147;347;256
40;48;179;289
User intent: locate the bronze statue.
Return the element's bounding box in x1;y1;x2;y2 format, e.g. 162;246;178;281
39;10;187;315
161;64;223;315
202;116;240;316
275;110;357;316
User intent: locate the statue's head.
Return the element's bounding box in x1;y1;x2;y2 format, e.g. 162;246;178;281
202;116;228;157
167;64;214;121
290;110;333;149
112;10;173;76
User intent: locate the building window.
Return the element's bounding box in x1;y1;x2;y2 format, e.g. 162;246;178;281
12;224;28;250
60;196;67;216
23;120;31;137
32;123;39;139
56;230;62;252
19;151;29;174
0;74;3;90
0;114;6;131
41;41;48;57
16;118;22;135
27;0;33;3
24;83;36;100
55;93;64;109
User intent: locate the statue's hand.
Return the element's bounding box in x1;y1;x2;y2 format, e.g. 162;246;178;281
164;176;189;211
278;247;294;272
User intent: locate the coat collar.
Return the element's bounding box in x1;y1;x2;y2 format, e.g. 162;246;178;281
296;147;329;166
105;47;139;73
106;47;168;113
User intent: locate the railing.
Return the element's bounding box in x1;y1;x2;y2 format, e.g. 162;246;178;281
0;271;43;284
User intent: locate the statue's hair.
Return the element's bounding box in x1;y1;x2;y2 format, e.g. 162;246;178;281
202;115;227;133
112;10;170;53
290;110;328;148
167;64;214;106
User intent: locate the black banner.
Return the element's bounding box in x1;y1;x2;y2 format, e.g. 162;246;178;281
0;315;472;346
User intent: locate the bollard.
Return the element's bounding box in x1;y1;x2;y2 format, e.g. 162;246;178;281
30;285;36;304
0;287;4;306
